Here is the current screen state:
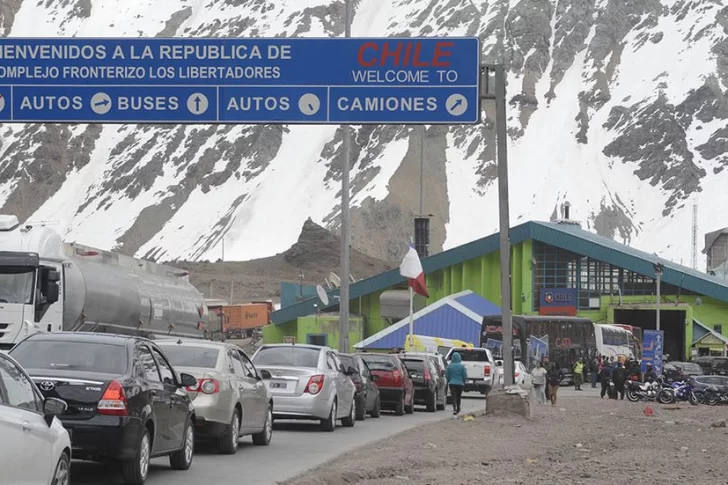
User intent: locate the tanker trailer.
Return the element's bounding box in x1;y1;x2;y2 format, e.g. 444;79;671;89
0;214;210;350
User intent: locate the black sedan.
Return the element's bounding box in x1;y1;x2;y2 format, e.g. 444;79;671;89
10;332;198;485
340;353;381;420
400;355;439;412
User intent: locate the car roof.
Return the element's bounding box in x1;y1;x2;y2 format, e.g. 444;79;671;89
156;338;233;350
257;343;328;352
22;331;133;346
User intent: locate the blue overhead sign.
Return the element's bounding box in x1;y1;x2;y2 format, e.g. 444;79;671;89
0;38;480;124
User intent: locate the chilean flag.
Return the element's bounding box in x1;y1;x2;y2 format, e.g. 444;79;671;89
400;245;429;298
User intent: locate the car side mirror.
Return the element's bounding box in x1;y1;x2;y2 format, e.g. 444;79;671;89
179;373;197;388
260;369;272;380
43;397;67;426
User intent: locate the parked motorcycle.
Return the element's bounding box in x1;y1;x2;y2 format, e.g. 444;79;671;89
659;379;698;405
626;379;661;402
704;385;728;405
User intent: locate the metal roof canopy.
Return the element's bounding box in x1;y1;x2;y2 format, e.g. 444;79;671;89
353;290;500;349
271;221;728;325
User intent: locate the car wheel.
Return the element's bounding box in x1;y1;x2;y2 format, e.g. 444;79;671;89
426;390;436;412
341;398;356;427
321;400;337;432
394;393;405;416
355;395;367;421
252;405;273;446
370;395;381;418
169;418;194;470
122;428;151;485
218;410;240;455
437;388;446;410
52;451;70;485
404;394;414;414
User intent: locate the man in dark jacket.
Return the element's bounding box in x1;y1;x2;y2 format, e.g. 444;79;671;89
613;362;627;400
599;363;613;399
644;364;657;383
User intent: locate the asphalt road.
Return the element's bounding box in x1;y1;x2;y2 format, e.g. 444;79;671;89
69;394;485;485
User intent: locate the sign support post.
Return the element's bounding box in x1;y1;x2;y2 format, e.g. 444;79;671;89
481;64;512;386
338;0;352;353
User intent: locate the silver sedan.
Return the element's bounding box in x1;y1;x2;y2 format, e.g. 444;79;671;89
251;344;357;432
158;339;273;454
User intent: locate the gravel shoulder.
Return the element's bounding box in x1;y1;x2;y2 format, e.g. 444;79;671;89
281;389;728;485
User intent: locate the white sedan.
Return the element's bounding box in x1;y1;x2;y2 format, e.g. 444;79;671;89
495;360;533;388
0;351;71;485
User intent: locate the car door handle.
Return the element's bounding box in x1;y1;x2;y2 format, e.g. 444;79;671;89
21;421;32;432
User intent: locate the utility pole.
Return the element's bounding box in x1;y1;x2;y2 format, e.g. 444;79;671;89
338;0;352;353
419;125;425;214
655;263;663;331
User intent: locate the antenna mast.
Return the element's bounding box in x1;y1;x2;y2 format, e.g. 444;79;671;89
691;198;698;270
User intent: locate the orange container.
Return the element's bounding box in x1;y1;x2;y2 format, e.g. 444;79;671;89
223;303;270;330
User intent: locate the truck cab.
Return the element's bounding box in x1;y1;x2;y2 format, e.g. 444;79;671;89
445;347;495;396
0;215;61;350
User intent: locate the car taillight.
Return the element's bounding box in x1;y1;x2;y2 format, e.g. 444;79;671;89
305;375;324;395
484;365;491;377
392;369;402;386
187;378;219;394
424;367;431;381
97;380;128;416
514;372;520;378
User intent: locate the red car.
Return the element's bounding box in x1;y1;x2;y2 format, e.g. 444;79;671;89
359;353;414;416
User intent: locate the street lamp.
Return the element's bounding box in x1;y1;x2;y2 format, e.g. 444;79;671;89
654;263;664;331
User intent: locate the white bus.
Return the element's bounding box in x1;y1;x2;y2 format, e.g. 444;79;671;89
594;324;635;360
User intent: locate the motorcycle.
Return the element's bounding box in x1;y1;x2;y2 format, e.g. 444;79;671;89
626;379;661;402
659;379;698;405
704;385;728;405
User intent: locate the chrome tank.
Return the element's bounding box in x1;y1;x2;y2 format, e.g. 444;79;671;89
62;245;208;339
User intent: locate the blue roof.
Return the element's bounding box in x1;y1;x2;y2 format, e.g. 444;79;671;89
454;291;501;316
272;220;728;325
354;290;500;349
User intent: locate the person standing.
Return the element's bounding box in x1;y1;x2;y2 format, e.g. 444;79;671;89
599;361;613;399
573;358;584;391
591;355;600;388
531;361;548;404
445;351;468;415
613;361;627;400
546;363;563;407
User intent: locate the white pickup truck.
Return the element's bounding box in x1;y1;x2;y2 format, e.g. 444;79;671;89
445;347;496;396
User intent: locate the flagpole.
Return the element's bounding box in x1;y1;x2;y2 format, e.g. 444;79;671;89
408;286;414;349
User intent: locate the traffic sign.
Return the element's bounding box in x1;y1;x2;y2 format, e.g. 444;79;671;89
0;37;480;124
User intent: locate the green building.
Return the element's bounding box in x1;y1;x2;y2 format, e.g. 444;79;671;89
265;220;728;359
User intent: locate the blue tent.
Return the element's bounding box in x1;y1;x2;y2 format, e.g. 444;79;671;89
354;290;500;350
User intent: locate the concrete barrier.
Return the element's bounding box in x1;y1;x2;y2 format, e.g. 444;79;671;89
485;385;533;419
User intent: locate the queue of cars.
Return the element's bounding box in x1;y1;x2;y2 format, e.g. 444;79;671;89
0;334;460;485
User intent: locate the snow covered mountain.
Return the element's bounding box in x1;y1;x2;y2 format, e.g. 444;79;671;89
0;0;726;268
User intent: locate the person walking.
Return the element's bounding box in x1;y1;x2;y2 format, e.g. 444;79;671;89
599;361;613;399
546;363;563;407
590;355;600;388
573;358;584;391
445;351;468;415
531;361;548;404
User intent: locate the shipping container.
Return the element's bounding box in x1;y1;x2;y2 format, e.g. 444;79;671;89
223;303;270;330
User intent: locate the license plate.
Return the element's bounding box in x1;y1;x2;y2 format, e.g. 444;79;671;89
270;381;288;389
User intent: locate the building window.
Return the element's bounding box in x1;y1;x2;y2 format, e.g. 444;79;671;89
715;325;723;335
306;334;328;346
532;242;579;311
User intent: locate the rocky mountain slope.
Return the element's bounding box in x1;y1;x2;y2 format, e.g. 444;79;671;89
176;219;395;303
0;0;726;267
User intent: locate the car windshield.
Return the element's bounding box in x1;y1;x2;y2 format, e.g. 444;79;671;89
679;362;703;374
402;359;425;372
339;355;356;369
253;346;320;367
158;345;220;368
455;349;490;362
361;356;397;371
0;266;35;304
11;341;128;374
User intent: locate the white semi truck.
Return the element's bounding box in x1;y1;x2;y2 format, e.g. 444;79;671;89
0;214;210;350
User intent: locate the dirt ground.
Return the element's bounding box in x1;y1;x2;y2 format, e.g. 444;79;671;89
171;219;395;303
281;391;728;485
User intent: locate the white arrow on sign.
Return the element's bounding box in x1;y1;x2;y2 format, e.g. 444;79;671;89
187;93;209;115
